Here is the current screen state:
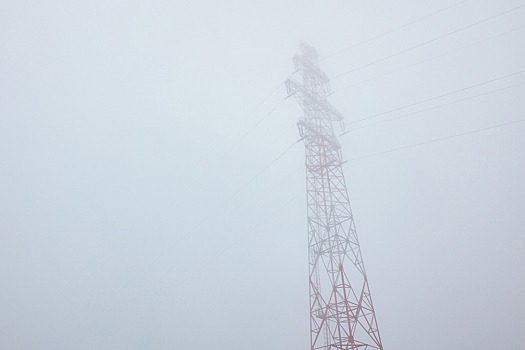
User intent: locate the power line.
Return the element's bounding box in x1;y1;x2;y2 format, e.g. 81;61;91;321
335;24;525;92
346;117;525;162
181;137;299;239
136;153;305;293
80;86;292;288
322;0;469;60
227;90;286;151
331;3;525;80
142;135;300;267
198;83;285;166
340;69;524;132
227;138;301;201
338;81;525;134
179;87;287;198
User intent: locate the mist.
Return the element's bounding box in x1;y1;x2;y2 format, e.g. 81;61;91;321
1;1;524;349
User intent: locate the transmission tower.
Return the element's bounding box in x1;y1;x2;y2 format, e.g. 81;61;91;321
286;43;384;350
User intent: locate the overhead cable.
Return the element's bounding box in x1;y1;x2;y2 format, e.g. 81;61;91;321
339;69;525;132
331;3;525;80
322;0;469;60
346;118;525;162
339;81;525;134
336;24;525;92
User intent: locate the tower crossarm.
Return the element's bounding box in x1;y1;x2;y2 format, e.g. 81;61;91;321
298;120;341;152
285;78;343;123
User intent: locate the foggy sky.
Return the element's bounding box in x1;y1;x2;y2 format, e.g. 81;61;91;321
1;0;524;349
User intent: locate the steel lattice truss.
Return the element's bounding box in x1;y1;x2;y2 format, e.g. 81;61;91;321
286;43;384;350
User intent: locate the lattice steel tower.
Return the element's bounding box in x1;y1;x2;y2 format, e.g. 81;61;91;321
286;43;384;350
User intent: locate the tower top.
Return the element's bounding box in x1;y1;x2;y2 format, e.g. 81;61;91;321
285;44;341;122
291;43;329;88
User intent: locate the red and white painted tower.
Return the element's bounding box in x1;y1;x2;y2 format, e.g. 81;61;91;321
286;43;384;350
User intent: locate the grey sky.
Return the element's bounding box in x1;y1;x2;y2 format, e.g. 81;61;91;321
1;0;524;349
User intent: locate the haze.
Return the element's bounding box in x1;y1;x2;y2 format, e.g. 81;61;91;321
1;0;524;349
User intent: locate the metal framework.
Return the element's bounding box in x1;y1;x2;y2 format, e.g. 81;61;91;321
286;43;384;350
